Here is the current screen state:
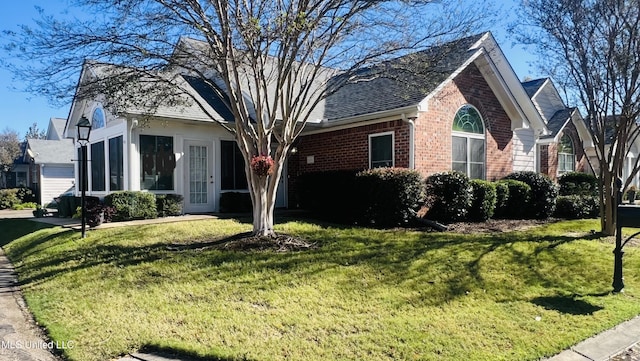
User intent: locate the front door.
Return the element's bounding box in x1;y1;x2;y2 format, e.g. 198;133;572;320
184;141;214;213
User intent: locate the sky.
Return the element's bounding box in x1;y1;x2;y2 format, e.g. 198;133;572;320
0;0;543;139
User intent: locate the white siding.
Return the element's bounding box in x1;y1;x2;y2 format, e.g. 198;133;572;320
513;128;536;172
41;165;74;205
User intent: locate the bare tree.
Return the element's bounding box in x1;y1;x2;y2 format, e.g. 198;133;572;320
3;0;484;236
0;128;22;188
24;122;46;140
518;0;640;236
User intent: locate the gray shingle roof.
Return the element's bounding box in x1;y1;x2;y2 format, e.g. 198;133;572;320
322;33;486;121
541;108;575;139
521;78;547;98
27;139;75;164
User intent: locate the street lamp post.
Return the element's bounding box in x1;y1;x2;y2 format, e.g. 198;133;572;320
76;116;91;238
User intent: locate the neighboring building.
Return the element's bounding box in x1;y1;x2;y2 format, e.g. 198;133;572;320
22;118;75;205
64;31;593;212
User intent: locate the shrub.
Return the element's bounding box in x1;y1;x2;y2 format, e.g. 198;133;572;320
554;195;599;219
296;170;359;223
468;180;497;221
355;168;425;227
219;192;252;213
558;172;598;196
156;194;184;216
0;189;20;210
16;187;35;203
495;180;531;219
503;171;558;219
424;171;472;223
105;191;157;221
493;181;509;218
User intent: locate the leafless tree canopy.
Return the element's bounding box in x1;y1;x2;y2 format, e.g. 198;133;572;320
518;0;640;234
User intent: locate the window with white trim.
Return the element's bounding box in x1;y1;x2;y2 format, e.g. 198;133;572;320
369;132;394;168
558;134;575;174
452;105;485;179
92;107;106;130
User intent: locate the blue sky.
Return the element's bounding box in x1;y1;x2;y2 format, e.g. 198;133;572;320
0;0;542;139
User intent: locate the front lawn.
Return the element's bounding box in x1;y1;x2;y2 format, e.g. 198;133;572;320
1;218;639;361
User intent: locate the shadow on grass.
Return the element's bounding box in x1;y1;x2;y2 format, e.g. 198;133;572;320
2;217;612;308
532;295;604;315
0;219;58;247
140;344;257;361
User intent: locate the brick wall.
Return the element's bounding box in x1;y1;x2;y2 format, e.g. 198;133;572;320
543;121;588;181
415;63;513;180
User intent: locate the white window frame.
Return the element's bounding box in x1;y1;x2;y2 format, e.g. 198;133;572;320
557;134;575;175
452;104;486;179
369;131;395;169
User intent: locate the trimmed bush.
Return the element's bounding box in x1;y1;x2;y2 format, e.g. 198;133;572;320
296;170;359;223
469;180;497;221
355;168;425;227
425;171;472;223
493;181;509;219
156;194;184;216
219;192;252;213
558;172;598;196
496;179;531;219
554;195;599;219
0;189;20;210
503;171;558;219
105;191;157;221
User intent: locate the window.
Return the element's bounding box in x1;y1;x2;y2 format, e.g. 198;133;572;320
452;105;485;179
558;134;575;174
221;140;248;190
92;107;106;130
140;135;175;190
369;132;394;168
91;141;106;191
16;172;26;187
109;136;124;191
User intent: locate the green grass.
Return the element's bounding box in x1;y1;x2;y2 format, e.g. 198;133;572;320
1;218;640;361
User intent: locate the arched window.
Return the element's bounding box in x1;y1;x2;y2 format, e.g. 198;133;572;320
92;107;106;130
452;105;485;179
558;134;575;174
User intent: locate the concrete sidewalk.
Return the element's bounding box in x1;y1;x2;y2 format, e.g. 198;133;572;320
0;249;60;361
544;316;640;361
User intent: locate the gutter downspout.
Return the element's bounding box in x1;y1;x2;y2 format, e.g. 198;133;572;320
402;114;417;169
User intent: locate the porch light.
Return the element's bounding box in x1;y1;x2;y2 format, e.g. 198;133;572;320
76;116;92;142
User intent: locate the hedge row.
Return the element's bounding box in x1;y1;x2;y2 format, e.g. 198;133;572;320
102;191;183;221
297;168;424;227
297;169;600;226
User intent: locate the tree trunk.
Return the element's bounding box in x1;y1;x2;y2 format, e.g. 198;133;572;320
247;154;285;237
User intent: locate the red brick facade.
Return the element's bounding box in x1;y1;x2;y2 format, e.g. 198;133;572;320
541;121;588;181
414;63;513;180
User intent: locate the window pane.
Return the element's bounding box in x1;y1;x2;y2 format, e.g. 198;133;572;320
470;138;484;163
91;141;105;191
140;135;174;190
221;140;248;190
109;136;123;191
452;136;467;162
453;105;484;134
470;163;484;179
452;162;467;174
370;134;393;168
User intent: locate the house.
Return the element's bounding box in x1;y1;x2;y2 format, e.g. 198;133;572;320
288;32;592;202
22;118;75;205
64;32;592;212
